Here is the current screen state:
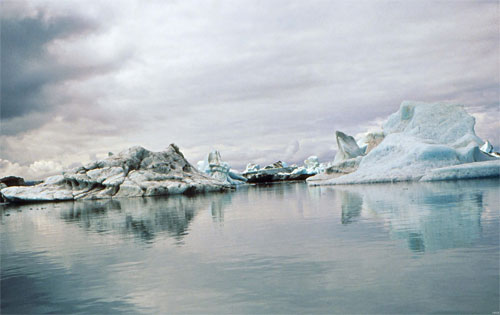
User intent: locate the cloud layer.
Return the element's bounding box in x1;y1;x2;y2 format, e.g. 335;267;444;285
1;0;499;179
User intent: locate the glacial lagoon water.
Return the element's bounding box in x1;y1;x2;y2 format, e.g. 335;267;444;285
1;179;499;314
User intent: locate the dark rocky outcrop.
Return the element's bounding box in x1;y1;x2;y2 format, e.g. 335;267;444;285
1;176;26;187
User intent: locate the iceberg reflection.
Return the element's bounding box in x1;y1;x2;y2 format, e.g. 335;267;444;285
57;193;230;243
340;190;363;225
330;179;497;252
210;194;233;223
4;179;495;253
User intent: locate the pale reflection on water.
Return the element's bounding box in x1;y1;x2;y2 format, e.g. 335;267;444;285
1;179;499;314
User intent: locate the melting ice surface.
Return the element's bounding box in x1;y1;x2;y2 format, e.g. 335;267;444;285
1;179;499;314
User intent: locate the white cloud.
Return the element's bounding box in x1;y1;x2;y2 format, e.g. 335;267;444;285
1;0;498;178
0;159;63;180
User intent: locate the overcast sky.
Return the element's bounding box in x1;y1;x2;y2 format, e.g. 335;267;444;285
1;0;499;179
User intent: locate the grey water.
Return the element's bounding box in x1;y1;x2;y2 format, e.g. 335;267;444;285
1;179;499;314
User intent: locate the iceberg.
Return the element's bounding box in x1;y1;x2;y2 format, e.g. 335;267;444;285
242;160;315;183
308;101;499;185
197;150;247;185
1;144;230;202
244;163;261;173
333;131;365;164
242;161;295;183
480;140;493;154
479;140;499;157
290;156;323;176
304;156;320;171
306;130;367;184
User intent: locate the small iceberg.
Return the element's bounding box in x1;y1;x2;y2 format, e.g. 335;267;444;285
197;150;247;185
480;140;493;154
290;156;322;176
242;159;317;183
242;161;296;183
308;101;499;185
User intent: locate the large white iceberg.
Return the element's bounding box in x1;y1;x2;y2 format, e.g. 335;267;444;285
197;150;247;185
1;144;230;202
308;101;499;185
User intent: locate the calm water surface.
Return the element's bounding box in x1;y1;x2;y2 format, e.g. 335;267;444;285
1;179;499;314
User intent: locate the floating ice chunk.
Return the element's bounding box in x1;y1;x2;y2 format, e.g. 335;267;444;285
310;132;366;180
480;140;493;154
242;160;313;183
244;163;260;173
228;169;247;182
197;150;247;185
304;156;320;171
292;156;322;176
333;131;364;164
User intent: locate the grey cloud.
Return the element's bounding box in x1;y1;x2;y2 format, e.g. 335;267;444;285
1;9;97;118
0;3;133;136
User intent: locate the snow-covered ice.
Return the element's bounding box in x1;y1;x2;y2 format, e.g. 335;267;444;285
308;101;499;185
